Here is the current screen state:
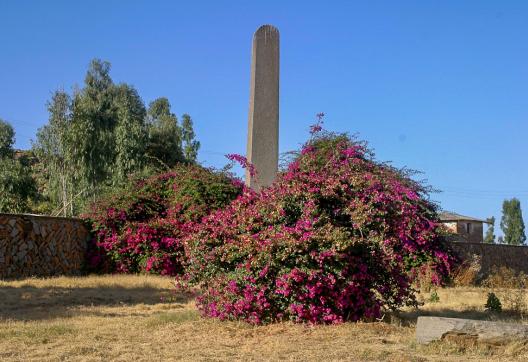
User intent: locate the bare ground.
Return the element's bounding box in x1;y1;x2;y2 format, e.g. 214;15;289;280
1;275;528;361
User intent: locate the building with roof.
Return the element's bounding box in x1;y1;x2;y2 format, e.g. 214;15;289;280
439;211;491;243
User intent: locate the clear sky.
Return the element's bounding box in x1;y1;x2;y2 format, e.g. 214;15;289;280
1;0;527;234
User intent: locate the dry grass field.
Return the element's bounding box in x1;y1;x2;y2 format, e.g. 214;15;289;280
1;275;528;361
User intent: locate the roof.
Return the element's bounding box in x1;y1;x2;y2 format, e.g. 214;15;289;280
439;211;490;224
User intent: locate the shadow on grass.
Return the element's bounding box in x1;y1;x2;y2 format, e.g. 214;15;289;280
389;307;526;327
0;285;193;321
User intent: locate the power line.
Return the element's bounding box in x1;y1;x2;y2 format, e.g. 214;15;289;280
440;186;528;194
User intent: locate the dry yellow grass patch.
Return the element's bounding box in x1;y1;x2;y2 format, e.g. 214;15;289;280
411;287;528;323
1;275;528;361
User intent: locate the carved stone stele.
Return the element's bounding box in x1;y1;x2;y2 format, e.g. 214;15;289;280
246;25;279;190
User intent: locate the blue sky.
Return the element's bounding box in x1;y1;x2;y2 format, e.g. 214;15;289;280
1;1;527;235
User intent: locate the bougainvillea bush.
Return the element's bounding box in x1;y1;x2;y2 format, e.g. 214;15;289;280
184;127;455;324
84;164;242;275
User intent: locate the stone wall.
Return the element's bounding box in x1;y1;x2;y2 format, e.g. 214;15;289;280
2;213;525;280
448;241;528;276
0;213;90;279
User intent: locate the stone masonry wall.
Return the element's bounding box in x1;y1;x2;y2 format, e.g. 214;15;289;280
1;213;526;280
448;241;528;277
0;213;90;279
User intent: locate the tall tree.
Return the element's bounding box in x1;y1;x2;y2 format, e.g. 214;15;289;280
33;91;76;216
484;216;496;244
0;118;15;159
181;113;200;162
0;119;37;213
146;97;184;167
71;59;116;194
500;198;526;245
113;84;147;182
31;59;199;215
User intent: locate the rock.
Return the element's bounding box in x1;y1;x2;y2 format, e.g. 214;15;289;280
416;316;528;345
16;250;27;261
33;222;40;235
0;227;9;239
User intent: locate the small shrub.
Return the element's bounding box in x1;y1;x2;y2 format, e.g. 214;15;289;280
485;292;502;313
184;125;455;324
83;163;242;275
483;266;528;315
429;290;440;303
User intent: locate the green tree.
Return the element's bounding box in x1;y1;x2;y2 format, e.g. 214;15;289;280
0;118;15;159
33;91;77;216
0;158;38;213
113;84;147;182
181;113;200;162
500;198;526;245
71;59;116;194
0;120;37;213
146;97;184;167
32;59;199;215
484;216;496;244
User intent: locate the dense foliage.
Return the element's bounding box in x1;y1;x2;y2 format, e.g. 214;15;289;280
484;216;496;244
500;198;526;245
0;118;15;159
84;164;242;275
183;127;455;324
0;156;38;213
0;118;38;213
32;59;200;216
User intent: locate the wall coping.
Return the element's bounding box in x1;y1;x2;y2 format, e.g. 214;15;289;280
0;212;85;222
449;241;528;249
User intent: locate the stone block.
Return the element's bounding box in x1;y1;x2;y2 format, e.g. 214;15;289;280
416;316;528;344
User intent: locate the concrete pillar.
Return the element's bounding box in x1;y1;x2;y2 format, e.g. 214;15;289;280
245;25;280;190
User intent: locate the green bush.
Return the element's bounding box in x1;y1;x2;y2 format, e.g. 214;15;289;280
485;292;502;313
0;157;38;213
83;163;242;274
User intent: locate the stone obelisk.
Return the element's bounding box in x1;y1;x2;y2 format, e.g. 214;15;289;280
245;25;280;190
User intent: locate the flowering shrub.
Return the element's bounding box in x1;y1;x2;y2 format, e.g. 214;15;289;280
84;164;242;275
184;128;455;324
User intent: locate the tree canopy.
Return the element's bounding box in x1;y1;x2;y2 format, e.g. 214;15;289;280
0;118;37;213
0;118;15;159
31;59;200;216
484;216;496;244
500;198;526;245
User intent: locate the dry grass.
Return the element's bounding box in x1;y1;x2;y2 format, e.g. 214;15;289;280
1;275;528;361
